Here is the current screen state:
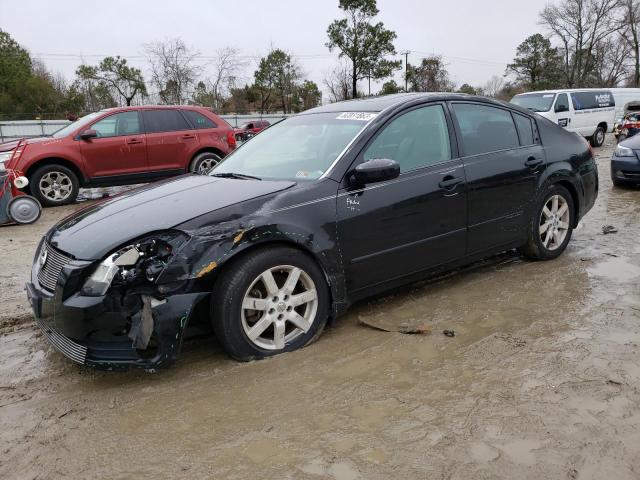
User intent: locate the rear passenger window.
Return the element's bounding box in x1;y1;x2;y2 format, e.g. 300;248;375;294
513;113;535;146
363;104;451;173
451;103;519;156
142;110;190;133
182;110;217;129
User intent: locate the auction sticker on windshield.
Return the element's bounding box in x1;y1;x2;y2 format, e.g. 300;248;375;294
336;112;378;121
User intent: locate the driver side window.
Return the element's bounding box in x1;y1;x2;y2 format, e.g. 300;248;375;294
91;111;141;138
555;93;569;113
363;105;451;173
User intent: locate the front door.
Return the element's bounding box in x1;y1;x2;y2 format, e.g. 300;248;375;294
553;92;573;131
337;103;467;293
449;102;543;254
80;111;148;178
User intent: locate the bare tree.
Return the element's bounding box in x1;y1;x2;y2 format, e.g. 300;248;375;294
593;34;632;85
324;62;352;102
540;0;624;87
483;75;506;98
145;38;200;104
210;47;245;110
622;0;640;86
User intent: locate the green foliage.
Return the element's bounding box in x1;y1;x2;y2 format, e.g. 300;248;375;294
379;79;403;95
293;80;322;112
407;56;455;92
506;34;563;90
326;0;401;98
254;49;300;113
0;29;86;118
457;83;477;95
76;56;146;106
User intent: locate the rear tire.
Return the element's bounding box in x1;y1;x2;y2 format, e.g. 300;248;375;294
589;126;606;147
29;165;79;207
189;152;222;175
211;247;329;362
520;184;574;261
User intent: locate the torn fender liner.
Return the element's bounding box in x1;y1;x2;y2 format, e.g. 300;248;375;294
129;295;155;349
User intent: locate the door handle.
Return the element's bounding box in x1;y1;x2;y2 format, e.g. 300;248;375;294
127;138;143;144
438;176;463;190
181;134;196;140
525;156;543;168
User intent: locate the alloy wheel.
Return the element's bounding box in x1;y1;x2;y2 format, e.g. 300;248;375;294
39;171;73;202
241;265;318;350
596;129;605;145
539;194;570;251
198;157;220;174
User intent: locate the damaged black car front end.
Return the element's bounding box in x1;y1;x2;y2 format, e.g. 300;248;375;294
26;174;303;370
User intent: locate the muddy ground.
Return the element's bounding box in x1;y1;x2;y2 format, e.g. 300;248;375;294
1;139;639;479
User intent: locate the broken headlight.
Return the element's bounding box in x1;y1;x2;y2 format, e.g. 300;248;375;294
81;232;188;296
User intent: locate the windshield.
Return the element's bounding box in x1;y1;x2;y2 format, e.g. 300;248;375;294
212;112;373;181
511;93;556;112
51;111;104;138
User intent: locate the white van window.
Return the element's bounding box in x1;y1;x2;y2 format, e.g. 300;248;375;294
571;91;614;111
555;94;570;113
510;93;555;113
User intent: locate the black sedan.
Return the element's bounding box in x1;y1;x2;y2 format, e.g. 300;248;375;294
26;93;598;369
611;135;640;186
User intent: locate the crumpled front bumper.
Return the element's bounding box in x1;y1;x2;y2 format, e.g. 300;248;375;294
26;277;208;371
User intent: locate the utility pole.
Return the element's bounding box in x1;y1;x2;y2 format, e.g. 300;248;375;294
368;69;371;96
403;51;410;92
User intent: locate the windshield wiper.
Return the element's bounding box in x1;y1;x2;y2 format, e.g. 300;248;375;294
211;172;262;180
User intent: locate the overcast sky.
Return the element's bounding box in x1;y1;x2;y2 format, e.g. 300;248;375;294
0;0;551;99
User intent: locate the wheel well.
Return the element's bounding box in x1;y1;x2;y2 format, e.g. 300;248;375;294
555;180;580;226
25;158;85;185
597;122;608;132
189;148;226;170
198;240;335;309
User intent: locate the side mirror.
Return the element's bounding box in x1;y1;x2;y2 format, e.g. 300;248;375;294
79;129;98;140
555;104;569;113
352;158;400;185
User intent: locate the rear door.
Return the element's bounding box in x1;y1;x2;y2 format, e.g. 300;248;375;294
141;109;198;172
450;102;542;254
80;111;148;178
337;103;467;292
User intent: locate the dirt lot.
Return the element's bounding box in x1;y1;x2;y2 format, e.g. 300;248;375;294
1;139;639;479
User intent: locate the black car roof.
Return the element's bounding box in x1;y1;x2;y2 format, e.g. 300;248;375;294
303;92;516;114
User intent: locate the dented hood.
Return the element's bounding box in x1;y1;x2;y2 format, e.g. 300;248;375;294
48;174;295;260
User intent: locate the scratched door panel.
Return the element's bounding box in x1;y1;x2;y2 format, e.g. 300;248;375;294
336;160;467;293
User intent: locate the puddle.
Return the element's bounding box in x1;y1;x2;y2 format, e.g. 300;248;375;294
588;257;640;282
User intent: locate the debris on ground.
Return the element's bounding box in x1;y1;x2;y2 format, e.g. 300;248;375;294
602;225;618;235
443;330;455;337
358;316;432;335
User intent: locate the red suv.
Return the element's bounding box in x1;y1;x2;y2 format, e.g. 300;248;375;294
0;106;236;207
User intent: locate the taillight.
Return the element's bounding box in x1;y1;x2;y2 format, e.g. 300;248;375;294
226;130;237;149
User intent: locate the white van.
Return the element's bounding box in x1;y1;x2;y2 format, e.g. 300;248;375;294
511;89;615;147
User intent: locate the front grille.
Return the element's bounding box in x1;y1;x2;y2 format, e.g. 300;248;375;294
35;316;87;365
37;242;72;292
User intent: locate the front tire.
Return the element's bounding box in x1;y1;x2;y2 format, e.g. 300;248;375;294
590;126;606;147
189;152;222;175
29;165;79;207
520;184;574;260
211;247;329;361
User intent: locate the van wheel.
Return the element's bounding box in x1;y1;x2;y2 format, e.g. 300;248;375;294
189;152;222;175
590;126;606;147
211;247;329;362
29;165;79;207
520;184;574;261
